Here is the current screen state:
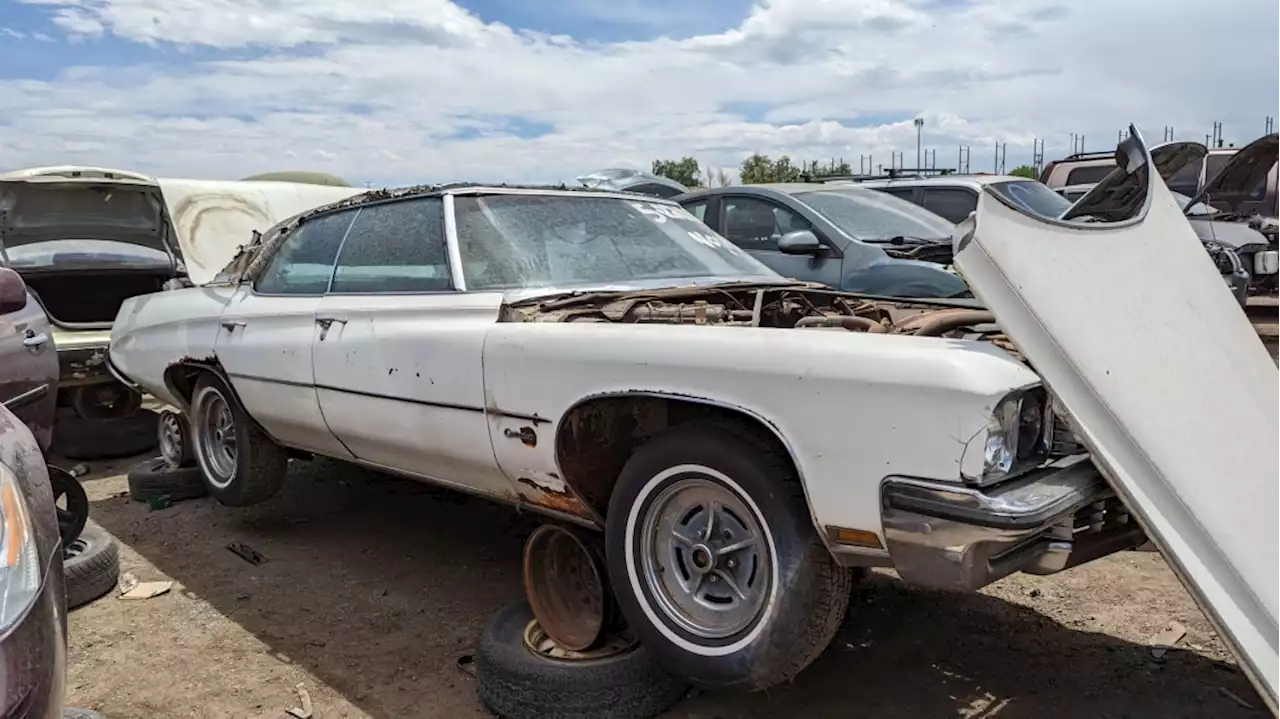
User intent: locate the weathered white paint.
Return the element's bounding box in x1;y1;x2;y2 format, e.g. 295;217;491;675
311;291;513;499
955;138;1279;712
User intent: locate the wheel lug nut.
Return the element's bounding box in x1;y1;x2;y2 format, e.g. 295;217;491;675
727;558;737;569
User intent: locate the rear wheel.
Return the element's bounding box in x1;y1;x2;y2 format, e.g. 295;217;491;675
605;422;851;692
190;374;288;507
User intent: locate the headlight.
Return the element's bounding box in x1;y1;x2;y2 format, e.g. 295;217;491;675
0;465;41;636
981;387;1053;484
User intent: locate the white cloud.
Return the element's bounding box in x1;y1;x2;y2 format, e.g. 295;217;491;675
1;0;1276;185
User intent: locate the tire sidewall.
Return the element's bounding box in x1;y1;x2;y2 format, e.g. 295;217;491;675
605;428;818;687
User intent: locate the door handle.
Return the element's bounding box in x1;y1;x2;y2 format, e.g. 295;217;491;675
220;320;246;331
22;331;48;348
315;317;348;328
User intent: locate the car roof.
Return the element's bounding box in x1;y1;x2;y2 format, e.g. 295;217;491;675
310;181;673;216
842;174;1028;190
674;183;885;201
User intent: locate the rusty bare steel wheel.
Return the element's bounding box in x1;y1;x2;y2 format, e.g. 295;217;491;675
522;524;614;651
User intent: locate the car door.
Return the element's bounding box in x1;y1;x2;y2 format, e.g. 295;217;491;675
717;194;843;286
214;209;356;459
310;195;514;499
955;132;1278;712
0;270;57;449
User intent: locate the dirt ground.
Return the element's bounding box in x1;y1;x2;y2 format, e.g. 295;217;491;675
61;454;1267;719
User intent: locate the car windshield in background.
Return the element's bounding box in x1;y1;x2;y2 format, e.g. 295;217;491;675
990;180;1073;217
794;189;954;241
452;194;782;291
0;239;170;270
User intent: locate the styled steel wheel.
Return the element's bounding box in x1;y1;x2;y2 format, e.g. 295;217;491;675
606;422;852;692
157;408;193;468
193;385;238;489
638;474;771;641
187;374;288;507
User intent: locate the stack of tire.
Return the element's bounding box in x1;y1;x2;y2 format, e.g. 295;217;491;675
64;408;207;611
125;408;206;506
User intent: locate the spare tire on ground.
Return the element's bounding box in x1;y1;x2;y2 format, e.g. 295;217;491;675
127;457;207;503
52;410;158;461
64;525;120;610
475;600;688;719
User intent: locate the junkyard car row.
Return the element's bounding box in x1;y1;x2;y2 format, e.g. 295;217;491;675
0;127;1275;717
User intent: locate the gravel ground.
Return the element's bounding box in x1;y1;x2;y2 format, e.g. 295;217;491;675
62;454;1268;719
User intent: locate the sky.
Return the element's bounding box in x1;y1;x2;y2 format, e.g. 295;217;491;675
0;0;1276;187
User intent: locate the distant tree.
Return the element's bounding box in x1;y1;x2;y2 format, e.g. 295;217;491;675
1009;165;1038;179
739;153;775;184
771;156;802;183
651;157;701;187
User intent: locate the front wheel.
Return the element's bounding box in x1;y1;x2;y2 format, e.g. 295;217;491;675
605;422;851;692
190;374;288;507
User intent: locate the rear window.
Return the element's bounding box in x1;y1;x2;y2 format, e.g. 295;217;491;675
1065;165;1115;185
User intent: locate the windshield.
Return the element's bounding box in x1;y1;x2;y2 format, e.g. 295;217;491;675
795;189;955;241
452;193;782;291
990;180;1073;217
1;239;171;269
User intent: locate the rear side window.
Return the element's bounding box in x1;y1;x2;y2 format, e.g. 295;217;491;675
920;188;978;223
878;187;917;202
255;211;356;294
330;197;453;294
1065;165;1115;186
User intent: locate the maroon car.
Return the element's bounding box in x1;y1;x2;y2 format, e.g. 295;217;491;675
0;266;67;718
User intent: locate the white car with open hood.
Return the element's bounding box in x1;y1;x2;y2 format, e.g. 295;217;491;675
107;130;1277;708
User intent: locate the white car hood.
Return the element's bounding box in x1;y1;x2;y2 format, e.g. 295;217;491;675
157;178;362;285
954;126;1278;712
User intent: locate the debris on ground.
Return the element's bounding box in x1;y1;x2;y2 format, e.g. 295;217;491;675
226;542;266;566
120;581;174;601
147;495;172;511
117;572;139;596
70;463;90;478
116;571;174;600
286;683;314;719
1149;621;1187;659
455;654;476;678
1217;686;1255;710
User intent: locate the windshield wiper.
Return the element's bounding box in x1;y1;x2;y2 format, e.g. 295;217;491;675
869;235;949;246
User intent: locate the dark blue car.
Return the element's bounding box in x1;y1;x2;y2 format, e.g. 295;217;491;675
674;184;968;298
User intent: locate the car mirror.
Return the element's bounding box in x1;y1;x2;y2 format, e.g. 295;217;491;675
777;230;823;255
0;268;28;315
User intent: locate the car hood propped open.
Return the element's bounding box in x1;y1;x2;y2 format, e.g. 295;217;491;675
1187;133;1279;215
954;126;1279;713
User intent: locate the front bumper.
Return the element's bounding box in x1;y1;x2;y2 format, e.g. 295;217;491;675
881;456;1145;592
0;554;66;719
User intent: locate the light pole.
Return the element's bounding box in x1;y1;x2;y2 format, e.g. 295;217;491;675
914;118;924;168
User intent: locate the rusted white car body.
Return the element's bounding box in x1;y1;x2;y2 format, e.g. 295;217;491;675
107;131;1276;703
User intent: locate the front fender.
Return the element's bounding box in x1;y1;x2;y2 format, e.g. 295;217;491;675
481;321;1038;549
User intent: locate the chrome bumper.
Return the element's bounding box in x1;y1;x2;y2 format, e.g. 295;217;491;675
880;456;1145;592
